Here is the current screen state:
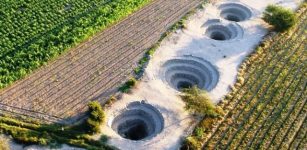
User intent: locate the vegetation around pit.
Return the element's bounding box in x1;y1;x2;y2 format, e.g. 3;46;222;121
263;5;297;32
180;86;223;117
85;101;106;134
0;0;151;89
0;101;114;150
118;77;137;93
180;86;223;150
181;3;306;150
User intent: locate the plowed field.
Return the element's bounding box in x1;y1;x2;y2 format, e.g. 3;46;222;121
0;0;202;123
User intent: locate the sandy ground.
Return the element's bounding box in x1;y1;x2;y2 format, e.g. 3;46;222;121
102;0;303;150
6;0;303;149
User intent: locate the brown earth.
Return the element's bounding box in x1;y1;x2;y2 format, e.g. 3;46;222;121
0;0;202;123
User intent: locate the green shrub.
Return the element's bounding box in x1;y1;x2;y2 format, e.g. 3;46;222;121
85;101;105;134
85;119;100;134
0;136;10;150
181;136;202;150
263;5;297;32
119;77;137;93
180;86;223;117
146;45;158;56
99;135;108;143
133;67;143;75
126;77;137;87
105;95;117;106
194;127;204;138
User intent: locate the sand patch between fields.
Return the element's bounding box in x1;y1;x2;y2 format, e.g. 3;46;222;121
102;0;302;150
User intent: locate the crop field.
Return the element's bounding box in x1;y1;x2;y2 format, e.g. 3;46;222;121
0;0;202;122
187;4;306;149
0;0;150;88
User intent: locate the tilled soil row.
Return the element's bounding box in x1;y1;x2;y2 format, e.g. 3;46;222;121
0;0;176;112
0;0;202;123
7;0;188;117
43;0;200;117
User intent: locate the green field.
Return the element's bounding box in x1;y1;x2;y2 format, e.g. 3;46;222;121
0;0;150;88
184;4;306;150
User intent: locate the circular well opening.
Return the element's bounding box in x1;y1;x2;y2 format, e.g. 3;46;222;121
219;3;252;22
161;56;219;91
177;81;193;90
203;19;244;41
205;25;232;41
117;119;148;140
225;14;241;22
210;31;227;41
111;101;164;141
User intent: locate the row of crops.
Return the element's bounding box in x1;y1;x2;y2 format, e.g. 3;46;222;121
0;0;150;89
184;4;306;150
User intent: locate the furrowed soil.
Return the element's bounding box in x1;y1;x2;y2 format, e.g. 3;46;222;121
0;0;202;123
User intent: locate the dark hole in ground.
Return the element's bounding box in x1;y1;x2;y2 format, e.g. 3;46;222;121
118;120;149;140
210;31;226;40
177;81;193;90
226;15;240;22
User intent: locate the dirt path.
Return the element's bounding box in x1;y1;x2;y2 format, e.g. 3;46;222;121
0;0;202;123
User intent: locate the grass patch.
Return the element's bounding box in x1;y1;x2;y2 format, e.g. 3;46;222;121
180;86;223;150
0;101;114;149
180;86;223;117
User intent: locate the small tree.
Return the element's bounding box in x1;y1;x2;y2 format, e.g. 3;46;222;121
263;5;296;32
180;86;223;117
86;101;105;134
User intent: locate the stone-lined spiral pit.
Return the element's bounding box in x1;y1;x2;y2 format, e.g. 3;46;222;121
204;19;244;41
111;101;164;141
161;56;219;91
219;3;252;22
